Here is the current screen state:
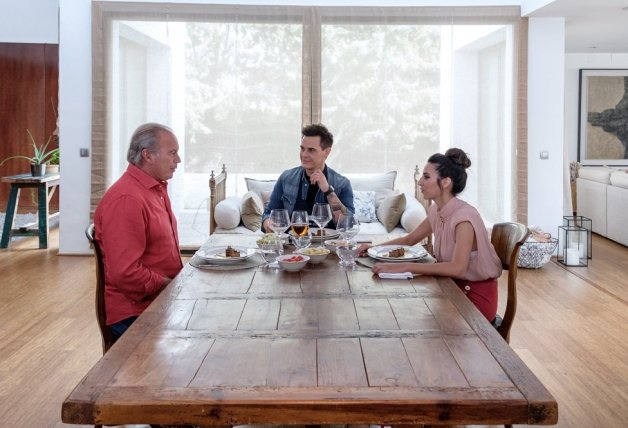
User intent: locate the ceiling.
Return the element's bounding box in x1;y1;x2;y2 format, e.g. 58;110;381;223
525;0;628;53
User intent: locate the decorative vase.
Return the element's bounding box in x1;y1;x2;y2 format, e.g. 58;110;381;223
47;164;59;174
30;163;46;177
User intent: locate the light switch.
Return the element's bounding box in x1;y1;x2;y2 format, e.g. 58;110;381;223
540;151;549;160
80;148;90;157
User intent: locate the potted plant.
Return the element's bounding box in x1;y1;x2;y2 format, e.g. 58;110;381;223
0;129;59;176
47;147;60;174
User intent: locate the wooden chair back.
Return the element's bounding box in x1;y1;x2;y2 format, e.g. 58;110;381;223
85;224;114;354
490;222;530;343
414;164;433;254
209;164;227;235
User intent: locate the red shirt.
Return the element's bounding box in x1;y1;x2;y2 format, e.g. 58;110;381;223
94;164;182;325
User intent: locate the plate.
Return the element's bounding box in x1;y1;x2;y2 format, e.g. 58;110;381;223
311;227;340;239
195;246;256;264
367;245;428;262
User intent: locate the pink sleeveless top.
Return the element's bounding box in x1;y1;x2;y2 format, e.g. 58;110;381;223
427;197;502;282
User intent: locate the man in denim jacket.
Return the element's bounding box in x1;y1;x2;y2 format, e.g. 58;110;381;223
261;123;354;232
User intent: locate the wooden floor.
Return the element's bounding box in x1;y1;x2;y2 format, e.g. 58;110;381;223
0;231;627;428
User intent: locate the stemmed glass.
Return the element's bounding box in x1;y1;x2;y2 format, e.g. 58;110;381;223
291;210;312;250
269;209;290;239
310;203;332;246
336;212;360;241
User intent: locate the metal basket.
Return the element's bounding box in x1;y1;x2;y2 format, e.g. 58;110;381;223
517;237;558;269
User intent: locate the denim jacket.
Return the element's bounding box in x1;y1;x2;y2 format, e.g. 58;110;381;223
262;165;354;226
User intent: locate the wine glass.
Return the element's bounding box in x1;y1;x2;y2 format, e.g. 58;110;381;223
269;209;290;240
336;212;360;241
291;211;312;250
311;203;332;246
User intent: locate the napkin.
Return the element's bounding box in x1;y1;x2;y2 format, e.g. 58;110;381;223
378;272;413;279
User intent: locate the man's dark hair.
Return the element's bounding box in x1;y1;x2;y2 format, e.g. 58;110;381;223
302;123;334;149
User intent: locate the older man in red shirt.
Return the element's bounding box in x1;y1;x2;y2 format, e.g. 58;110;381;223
94;122;183;342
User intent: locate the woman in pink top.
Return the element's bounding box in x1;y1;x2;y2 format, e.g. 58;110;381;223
360;148;503;321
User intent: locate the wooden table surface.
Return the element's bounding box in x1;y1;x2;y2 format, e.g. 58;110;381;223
62;234;557;426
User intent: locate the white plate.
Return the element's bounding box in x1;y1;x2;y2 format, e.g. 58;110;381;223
367;245;427;262
196;246;256;264
311;227;340;239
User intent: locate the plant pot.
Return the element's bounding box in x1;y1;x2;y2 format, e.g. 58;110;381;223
47;164;59;174
30;163;46;176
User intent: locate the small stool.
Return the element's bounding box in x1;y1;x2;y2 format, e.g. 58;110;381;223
1;173;60;249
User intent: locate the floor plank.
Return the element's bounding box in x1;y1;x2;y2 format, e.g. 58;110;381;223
0;231;626;427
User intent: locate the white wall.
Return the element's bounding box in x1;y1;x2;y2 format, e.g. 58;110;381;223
0;0;59;43
527;17;565;235
564;53;628;163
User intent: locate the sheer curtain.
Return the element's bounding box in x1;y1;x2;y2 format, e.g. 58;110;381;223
92;2;525;245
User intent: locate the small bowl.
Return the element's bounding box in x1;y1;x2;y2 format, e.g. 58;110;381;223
324;239;349;254
276;254;310;272
256;233;289;248
297;247;330;264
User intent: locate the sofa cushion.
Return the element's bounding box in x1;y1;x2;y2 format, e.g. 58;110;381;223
214;196;242;230
240;191;264;231
610;170;628;189
377;192;406;233
245;177;276;203
349;171;397;208
353;190;377;223
578;166;613;184
400;193;427;232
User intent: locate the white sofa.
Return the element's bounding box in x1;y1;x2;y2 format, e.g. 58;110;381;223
209;167;429;237
576;167;628;246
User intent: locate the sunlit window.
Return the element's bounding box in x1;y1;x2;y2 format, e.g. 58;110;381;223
98;5;520;246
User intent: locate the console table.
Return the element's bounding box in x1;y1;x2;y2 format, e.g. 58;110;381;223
1;173;60;249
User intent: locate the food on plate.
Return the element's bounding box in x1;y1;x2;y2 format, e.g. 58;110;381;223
256;233;282;246
315;229;327;236
300;247;330;256
225;246;241;257
387;247;405;258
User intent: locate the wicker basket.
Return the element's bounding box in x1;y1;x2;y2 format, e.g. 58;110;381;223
517;236;558;269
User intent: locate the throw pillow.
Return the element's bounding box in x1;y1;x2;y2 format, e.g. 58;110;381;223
353;190;377;223
245;177;276;195
376;192;406;232
349;171;397;208
240;191;264;231
401;206;427;233
214;196;241;230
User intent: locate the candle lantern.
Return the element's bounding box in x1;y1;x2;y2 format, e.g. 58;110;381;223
562;215;592;259
558;225;589;267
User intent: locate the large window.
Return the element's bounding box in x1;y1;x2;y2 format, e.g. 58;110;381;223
93;3;523;246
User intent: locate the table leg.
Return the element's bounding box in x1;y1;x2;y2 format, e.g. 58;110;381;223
37;183;50;249
1;185;20;248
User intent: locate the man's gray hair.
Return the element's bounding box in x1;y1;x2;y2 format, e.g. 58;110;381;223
127;123;174;165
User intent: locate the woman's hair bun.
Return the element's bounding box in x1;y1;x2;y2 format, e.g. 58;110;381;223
445;148;471;169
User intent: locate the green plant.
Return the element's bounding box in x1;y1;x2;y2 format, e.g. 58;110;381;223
48;147;60;165
0;129;59;167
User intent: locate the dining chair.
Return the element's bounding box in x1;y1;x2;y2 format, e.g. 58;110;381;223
85;224;115;355
490;222;530;344
209;164;227;235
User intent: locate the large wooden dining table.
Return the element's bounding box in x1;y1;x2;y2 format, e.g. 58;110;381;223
62;234;557;426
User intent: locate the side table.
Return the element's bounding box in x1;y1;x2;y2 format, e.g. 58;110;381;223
1;173;60;249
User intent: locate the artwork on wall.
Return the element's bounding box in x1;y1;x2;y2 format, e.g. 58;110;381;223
578;69;628;166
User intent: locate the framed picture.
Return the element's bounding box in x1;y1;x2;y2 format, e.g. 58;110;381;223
578;69;628;166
